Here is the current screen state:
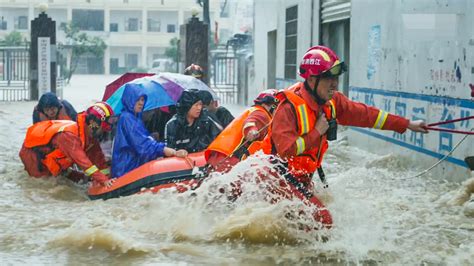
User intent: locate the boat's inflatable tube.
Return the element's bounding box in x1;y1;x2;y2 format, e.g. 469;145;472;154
88;152;207;200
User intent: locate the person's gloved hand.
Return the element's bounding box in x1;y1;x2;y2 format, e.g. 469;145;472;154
93;172;115;188
315;112;329;135
408;120;429;133
246;129;259;141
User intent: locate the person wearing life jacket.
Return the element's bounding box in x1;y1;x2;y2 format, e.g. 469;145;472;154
205;89;279;173
264;45;429;227
32;92;77;123
111;84;188;179
19;102;117;187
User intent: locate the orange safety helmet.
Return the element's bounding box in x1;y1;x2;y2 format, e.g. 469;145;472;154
298;45;346;80
86;102;115;132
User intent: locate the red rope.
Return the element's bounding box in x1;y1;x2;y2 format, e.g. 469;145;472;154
423;116;474;134
424;127;474;135
427;116;474;127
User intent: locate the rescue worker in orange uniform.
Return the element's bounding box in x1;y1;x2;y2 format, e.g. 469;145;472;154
264;45;428;228
205;89;279;173
19;102;117;187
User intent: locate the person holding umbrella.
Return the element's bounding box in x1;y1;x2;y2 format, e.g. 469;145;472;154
111;84;188;179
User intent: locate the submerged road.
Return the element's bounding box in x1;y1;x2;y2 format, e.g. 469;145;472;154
0;75;472;265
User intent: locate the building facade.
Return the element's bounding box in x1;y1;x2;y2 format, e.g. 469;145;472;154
253;0;473;181
0;0;221;74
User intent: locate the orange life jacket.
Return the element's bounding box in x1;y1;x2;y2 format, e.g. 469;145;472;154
205;105;272;161
23;115;86;176
263;83;336;175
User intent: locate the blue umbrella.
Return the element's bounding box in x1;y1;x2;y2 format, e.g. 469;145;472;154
106;77;175;115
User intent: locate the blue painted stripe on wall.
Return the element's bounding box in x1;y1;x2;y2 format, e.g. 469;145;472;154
348;86;471;169
350;86;474;108
350;126;468;168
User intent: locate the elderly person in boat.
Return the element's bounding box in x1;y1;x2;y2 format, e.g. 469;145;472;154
111;84;187;178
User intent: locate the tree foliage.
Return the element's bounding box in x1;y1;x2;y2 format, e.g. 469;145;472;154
60;22;107;83
164;37;180;64
0;31;24;46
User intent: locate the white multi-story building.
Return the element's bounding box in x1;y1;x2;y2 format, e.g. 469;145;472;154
0;0;222;74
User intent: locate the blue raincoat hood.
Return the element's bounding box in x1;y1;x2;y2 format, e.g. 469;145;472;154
121;84;148;116
112;84;166;178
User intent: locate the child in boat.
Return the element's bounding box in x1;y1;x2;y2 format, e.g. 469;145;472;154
111;84;187;178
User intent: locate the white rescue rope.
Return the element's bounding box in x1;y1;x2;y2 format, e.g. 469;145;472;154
407;127;473;179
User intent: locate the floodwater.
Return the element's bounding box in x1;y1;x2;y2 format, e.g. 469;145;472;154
0;75;473;265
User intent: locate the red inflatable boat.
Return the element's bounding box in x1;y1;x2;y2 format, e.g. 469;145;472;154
88;151;332;228
88;152;207;200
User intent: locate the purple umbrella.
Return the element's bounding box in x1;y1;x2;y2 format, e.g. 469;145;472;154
157;72;219;101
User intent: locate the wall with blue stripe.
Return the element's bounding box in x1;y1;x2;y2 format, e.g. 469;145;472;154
349;86;473;169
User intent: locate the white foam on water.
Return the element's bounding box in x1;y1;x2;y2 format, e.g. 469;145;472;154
1;75;473;264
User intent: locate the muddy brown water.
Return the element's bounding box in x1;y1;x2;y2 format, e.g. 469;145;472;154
1;77;473;265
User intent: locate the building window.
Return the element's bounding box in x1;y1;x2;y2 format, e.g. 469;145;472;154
72;9;104;31
125;18;139;32
284;5;298;79
125;54;138;69
110;23;118;32
0;21;7;30
15;16;28;30
147;18;160;32
167;24;175;33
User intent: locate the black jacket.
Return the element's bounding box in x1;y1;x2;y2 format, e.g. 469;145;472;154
164;112;222;153
215;106;234;129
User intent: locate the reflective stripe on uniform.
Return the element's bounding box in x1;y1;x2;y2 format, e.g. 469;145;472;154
100;168;110;175
95;103;110;117
243;122;256;129
58;125;68;132
297;104;310;134
295;137;306;155
373;110;388;129
328;100;336;118
84;165;99;176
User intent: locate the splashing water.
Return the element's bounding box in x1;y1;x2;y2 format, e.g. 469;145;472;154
1;77;473;265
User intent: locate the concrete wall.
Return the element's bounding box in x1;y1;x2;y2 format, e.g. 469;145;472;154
252;0;473;180
252;0;320;102
349;0;473;181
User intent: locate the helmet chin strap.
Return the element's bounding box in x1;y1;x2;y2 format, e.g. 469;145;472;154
304;79;326;105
